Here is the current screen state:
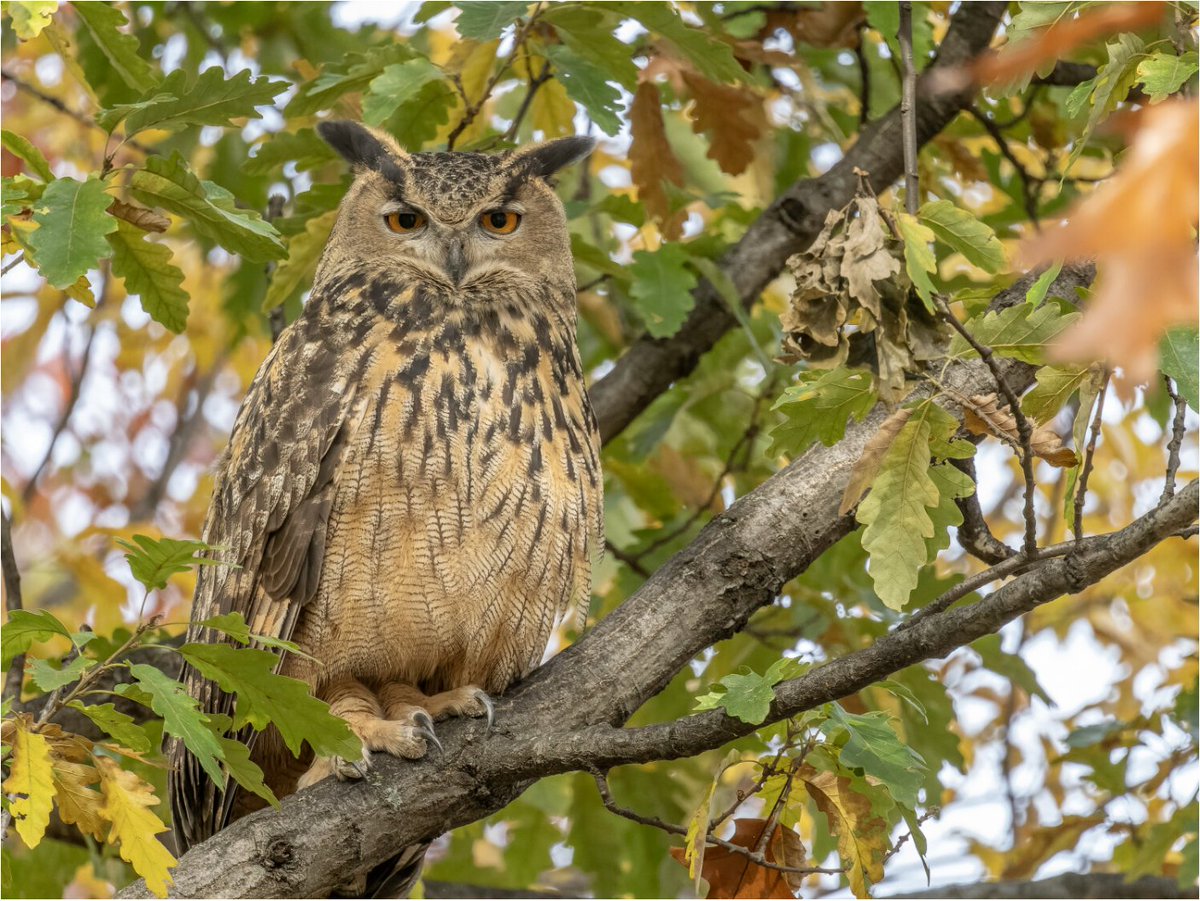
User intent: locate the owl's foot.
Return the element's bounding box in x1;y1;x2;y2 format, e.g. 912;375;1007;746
297;709;441;789
424;686;495;729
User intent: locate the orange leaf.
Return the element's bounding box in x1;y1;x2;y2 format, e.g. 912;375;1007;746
682;71;764;176
971;2;1167;86
1020;99;1199;381
670;817;807;899
629;82;686;239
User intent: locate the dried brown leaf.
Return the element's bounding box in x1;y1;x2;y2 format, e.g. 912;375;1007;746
108;199;170;233
682;71;764;176
962;392;1079;468
629;82;686;239
840;407;914;515
670;817;806;899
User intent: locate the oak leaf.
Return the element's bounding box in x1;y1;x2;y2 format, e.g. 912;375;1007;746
3;715;56;849
629;82;686;239
959;392;1079;468
1021;99;1199;381
670;818;807;899
799;766;888;898
681;71;764;176
96;756;178;898
840;407;914;515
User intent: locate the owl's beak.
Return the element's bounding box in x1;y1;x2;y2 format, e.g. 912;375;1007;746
444;236;468;287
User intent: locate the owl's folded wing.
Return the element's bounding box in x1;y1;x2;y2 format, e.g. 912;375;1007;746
169;315;371;851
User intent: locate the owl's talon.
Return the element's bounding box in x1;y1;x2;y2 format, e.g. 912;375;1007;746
473;689;495;731
413;710;443;755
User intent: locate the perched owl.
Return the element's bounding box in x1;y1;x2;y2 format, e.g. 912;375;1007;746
169;122;604;895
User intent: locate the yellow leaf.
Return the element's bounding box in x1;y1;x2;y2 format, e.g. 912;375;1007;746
799;766;889;898
96;756;178;898
2;716;56;849
50;757;107;842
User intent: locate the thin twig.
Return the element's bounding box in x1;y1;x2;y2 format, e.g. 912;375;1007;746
967;104;1040;227
22;319;99;504
882;807;940;864
592;770;845;877
1073;371;1109;542
952;456;1016;564
897;2;919;215
266;195;287;343
446;3;545;150
854;23;871;126
604;539;650;578
502;55;554;143
935;295;1038;556
0;68;154;156
2;509;26;702
2;252;26;276
1160;375;1188;505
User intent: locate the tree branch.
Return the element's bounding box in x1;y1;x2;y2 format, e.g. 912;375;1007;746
894;872;1193;899
115;265;1162;901
587;1;1008;443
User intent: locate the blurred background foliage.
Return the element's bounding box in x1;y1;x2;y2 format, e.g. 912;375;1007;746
0;1;1197;898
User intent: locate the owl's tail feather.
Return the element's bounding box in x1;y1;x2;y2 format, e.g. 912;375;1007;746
356;842;430;899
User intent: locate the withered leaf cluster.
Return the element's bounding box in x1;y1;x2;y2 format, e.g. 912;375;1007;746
780;197;945;401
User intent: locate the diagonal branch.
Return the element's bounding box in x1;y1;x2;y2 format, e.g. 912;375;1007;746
115;266;1137;900
588;1;1008;443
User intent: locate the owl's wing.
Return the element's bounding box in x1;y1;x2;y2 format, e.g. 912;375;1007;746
169;313;371;851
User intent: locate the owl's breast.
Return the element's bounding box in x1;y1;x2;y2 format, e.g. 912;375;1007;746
290;313;602;694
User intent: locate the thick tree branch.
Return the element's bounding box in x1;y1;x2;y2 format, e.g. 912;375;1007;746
117;264;1187;901
588;1;1007;443
894;872;1192;899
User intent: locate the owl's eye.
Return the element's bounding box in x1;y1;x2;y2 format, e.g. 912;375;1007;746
480;210;521;235
385;211;426;233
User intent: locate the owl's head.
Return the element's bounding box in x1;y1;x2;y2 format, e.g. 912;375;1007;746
313;121;593;296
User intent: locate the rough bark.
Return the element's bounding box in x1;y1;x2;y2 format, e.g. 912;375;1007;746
895;872;1192;899
588;1;1007;443
115;257;1196;897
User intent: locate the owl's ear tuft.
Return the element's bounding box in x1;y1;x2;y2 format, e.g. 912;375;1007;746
317;121;405;176
513;136;596;180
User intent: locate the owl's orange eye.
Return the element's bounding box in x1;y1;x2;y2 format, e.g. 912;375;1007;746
385;211;426;233
480;210;521;235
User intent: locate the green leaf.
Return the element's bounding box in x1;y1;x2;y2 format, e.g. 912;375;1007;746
263;208;338;312
1026;261;1063;307
1023;365;1091;422
27;177;116;288
542;45;623;136
1;176;37;219
918;200;1005;274
896;212;937;312
769;368;878;458
688;255;772;370
177;643;360;759
629;244;698;339
105;67;287;136
129;153;285;262
67;702;154;754
1160;327;1199;411
106;220;189;333
696;670;777;724
197;612;309;658
454;1;529;40
6;1;58;40
362;58;444;126
825;704;927;808
1067;34;1145;168
71;2;158;93
950;302;1081;365
624;3;745;84
116;534;222;592
1136;51;1199;103
29;656;95;693
875;679;928;724
245;128;337;176
217;734;278;807
0;130;53;181
544;7;639;90
120;664;225;784
2;609;73;670
856;406;941;610
924;462;974;560
286;44;417;117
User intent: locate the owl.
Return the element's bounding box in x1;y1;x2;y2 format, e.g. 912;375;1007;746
169;122;604;895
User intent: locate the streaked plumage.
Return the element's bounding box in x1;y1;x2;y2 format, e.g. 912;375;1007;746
169;124;602;895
